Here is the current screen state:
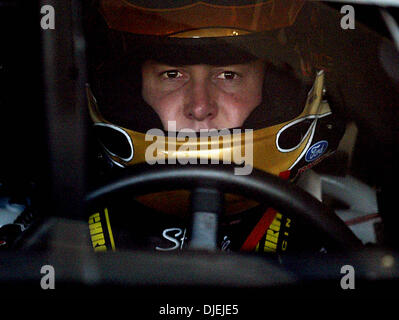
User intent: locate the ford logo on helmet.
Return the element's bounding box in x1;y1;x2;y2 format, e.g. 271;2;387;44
305;140;328;162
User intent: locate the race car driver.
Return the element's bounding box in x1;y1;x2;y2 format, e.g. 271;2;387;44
85;0;346;255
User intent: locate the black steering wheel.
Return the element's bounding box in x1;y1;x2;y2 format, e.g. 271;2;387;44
86;163;362;251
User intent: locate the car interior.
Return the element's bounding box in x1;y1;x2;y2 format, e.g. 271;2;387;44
0;0;398;304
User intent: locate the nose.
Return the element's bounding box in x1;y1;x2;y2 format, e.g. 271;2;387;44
184;80;217;122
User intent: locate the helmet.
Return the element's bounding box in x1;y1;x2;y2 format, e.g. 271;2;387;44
84;0;345;215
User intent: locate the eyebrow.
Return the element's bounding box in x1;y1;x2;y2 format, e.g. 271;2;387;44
149;60;185;68
153;62;250;69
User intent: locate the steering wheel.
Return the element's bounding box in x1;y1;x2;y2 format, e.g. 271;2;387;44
86;163;361;250
86;163;362;251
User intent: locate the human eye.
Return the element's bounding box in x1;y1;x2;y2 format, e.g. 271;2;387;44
216;71;240;80
160;70;184;79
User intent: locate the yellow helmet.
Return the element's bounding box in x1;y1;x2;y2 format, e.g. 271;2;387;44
85;0;345;215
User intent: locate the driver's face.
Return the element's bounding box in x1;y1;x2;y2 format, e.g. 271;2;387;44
141;59;265;131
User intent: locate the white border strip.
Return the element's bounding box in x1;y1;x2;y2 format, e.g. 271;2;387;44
320;0;399;7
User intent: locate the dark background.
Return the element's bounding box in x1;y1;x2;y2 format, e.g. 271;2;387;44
0;0;45;197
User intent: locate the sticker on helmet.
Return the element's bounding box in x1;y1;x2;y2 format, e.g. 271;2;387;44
305;140;328;162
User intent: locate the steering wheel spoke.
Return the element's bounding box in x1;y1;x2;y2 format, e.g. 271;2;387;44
189;187;223;251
